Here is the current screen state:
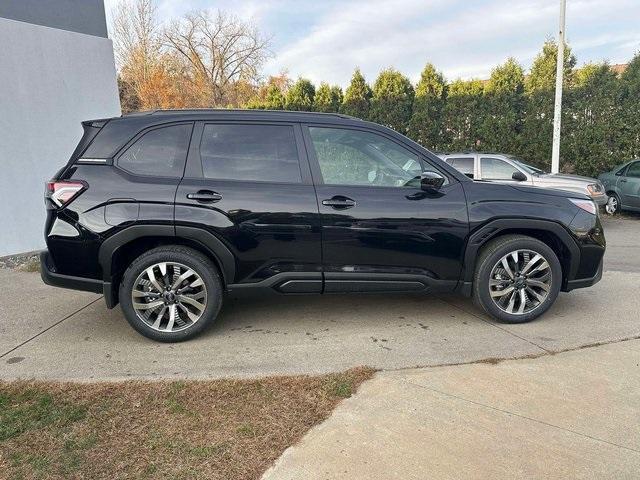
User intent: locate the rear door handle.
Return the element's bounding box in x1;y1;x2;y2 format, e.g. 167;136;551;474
187;190;223;202
620;179;627;183
322;196;356;209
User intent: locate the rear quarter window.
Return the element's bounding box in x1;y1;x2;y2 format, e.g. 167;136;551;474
117;124;192;178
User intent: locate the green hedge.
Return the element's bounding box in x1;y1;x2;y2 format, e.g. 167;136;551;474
251;42;640;178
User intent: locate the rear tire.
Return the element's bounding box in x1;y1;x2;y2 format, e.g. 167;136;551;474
119;246;223;342
473;235;561;324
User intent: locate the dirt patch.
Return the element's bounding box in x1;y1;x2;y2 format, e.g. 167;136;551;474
0;367;374;479
0;252;40;272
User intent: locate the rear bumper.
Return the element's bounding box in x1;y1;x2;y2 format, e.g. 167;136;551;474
40;251;102;294
40;251;116;307
564;258;603;291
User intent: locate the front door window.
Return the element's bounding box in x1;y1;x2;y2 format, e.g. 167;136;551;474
480;157;521;181
309;127;429;188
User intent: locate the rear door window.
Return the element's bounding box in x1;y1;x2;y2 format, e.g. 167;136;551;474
200;124;302;183
117;124;192;177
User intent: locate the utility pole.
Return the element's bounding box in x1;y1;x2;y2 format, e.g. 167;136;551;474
551;0;566;174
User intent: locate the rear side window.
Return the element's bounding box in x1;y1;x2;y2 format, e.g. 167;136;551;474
117;124;192;177
200;124;301;183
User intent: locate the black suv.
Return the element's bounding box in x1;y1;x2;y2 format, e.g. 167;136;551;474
41;110;605;341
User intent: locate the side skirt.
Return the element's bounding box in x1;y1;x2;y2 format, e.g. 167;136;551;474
227;272;458;296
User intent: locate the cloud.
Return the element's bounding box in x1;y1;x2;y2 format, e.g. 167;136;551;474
263;0;640;85
105;0;640;85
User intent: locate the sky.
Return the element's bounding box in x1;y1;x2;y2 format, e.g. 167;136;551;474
104;0;640;86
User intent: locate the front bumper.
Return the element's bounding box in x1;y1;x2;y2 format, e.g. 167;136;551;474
564;258;603;291
592;193;608;206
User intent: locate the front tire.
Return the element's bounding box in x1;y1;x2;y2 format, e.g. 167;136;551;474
119;246;223;342
605;193;621;215
473;235;562;324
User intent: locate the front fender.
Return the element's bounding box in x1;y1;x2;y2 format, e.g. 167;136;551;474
457;218;581;296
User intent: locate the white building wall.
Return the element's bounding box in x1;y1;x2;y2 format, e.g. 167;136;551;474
0;17;121;256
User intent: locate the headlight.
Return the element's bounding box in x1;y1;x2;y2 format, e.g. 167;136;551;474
586;183;603;196
569;198;597;215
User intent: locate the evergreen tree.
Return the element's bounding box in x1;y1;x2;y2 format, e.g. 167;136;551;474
314;82;343;112
525;39;576;94
370;68;415;133
285;78;315;111
441;79;485;150
341;68;372;119
264;84;285;110
481;58;525;153
408;63;446;150
330;85;343;110
619;53;640;160
521;40;577;170
564;63;621;176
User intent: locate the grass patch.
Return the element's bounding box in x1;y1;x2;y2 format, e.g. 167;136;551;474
0;367;374;480
324;373;357;398
0;390;87;441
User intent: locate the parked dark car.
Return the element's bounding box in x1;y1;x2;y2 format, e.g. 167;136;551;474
598;159;640;214
41;110;605;341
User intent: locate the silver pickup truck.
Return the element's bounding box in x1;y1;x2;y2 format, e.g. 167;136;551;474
437;152;608;206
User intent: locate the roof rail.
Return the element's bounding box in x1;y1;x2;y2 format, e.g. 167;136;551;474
123;108;358;120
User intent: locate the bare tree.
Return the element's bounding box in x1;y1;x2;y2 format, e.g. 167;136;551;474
112;0;158;74
112;0;175;110
163;10;271;106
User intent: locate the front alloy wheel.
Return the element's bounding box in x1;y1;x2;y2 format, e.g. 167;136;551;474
605;194;619;215
488;250;551;315
473;234;562;324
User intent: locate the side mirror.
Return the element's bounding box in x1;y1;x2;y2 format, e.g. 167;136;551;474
421;171;445;191
512;171;527;182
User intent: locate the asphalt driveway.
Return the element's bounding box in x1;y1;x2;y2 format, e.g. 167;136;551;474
1;215;638;381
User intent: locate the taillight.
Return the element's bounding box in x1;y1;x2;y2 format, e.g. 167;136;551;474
45;180;87;207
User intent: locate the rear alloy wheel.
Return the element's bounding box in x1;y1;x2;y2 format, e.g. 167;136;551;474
131;262;207;333
605;193;620;215
120;246;222;342
473;235;562;324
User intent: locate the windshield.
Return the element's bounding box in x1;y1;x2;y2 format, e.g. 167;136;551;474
508;157;546;175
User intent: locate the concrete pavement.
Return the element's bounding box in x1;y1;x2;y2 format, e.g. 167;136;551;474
601;212;640;272
262;339;640;479
1;269;639;380
0;216;638;380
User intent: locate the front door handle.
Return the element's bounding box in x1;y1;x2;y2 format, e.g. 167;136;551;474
620;179;627;183
322;196;356;209
186;190;223;203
